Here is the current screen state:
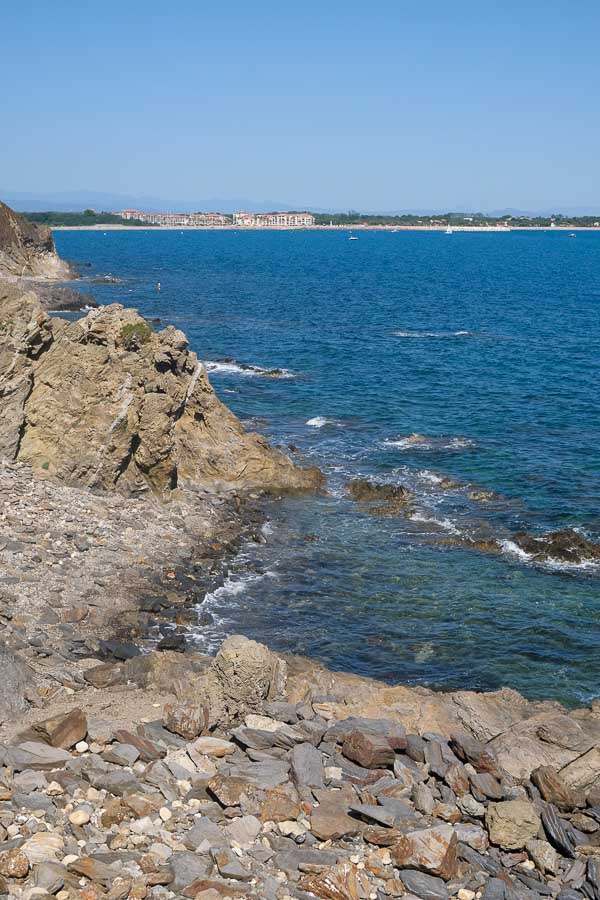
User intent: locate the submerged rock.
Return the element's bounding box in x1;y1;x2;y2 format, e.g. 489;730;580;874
512;529;600;564
346;478;411;515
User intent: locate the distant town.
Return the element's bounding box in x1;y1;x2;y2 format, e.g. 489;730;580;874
120;209;316;227
20;208;600;230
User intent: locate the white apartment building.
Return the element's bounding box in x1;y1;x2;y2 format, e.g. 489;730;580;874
232;211;316;227
121;210;231;226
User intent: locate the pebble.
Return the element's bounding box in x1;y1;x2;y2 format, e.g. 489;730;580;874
69;809;91;826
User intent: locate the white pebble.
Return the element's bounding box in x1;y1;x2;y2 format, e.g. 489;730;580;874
69;809;91;826
159;807;172;822
75;741;89;753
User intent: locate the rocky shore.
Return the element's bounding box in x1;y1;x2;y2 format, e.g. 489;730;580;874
1;199;600;900
1;635;600;900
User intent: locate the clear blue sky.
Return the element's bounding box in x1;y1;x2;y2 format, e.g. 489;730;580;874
4;0;599;211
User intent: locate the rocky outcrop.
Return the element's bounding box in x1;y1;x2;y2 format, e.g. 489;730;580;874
0;201;70;279
346;478;412;515
0;288;323;496
513;529;600;564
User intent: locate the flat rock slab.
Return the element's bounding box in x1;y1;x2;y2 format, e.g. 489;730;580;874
399;869;449;900
3;742;71;771
290;742;324;789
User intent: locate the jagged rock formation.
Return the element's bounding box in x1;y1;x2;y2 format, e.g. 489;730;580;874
0;283;323;496
0;200;70;279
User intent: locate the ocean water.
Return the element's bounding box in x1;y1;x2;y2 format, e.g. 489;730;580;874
54;228;600;706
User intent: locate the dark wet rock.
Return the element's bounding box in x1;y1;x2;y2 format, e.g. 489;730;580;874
513;529;600;564
346;478;411;515
157;632;187;652
99;639;142;660
399;869;449;900
28;283;97;312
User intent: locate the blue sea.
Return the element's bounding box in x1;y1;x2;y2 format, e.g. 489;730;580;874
54;228;600;706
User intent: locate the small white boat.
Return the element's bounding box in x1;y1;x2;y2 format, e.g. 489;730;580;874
445;225;453;234
348;235;359;241
569;233;577;238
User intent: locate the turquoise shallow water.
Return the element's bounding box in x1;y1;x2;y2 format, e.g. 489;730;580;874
54;228;600;706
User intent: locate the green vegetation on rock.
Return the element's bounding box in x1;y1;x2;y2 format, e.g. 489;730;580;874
120;321;153;349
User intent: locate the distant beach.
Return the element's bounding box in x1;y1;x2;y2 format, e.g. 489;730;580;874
52;223;597;232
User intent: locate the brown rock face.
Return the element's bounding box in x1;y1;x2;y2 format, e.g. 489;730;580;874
0;201;71;278
391;823;458;879
0;292;323;496
32;708;87;749
342;730;396;769
531;766;583;811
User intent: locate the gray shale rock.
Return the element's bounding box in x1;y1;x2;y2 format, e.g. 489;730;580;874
0;641;37;723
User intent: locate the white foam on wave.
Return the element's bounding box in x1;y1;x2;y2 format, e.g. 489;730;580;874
204;359;295;378
500;539;533;561
190;568;277;653
417;469;445;485
384;435;477;452
306;416;330;428
410;511;461;535
393;329;472;338
500;540;600;573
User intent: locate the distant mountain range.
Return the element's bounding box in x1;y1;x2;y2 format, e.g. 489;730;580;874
0;190;309;214
2;189;600;217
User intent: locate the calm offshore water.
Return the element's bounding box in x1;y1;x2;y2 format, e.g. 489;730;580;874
54;229;600;706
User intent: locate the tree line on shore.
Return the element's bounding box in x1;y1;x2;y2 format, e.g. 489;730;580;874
21;209;600;228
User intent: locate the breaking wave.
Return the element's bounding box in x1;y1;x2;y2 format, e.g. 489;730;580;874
384;434;477;452
393;329;472;338
204;358;295;378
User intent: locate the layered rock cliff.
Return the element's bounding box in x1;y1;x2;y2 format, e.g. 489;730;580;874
0;282;323;496
0;200;71;279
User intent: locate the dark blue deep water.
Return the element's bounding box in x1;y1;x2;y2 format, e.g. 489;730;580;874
54;228;600;706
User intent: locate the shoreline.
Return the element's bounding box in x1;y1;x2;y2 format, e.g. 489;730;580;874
50;223;600;232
